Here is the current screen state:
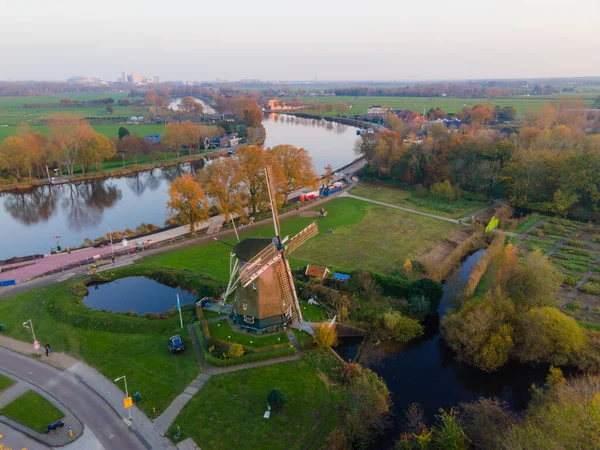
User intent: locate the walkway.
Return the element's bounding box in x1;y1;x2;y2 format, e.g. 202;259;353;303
341;191;462;224
151;324;302;439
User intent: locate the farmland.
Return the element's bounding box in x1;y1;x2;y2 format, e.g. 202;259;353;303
274;95;595;117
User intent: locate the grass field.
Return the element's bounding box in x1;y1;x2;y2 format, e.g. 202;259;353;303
167;359;340;450
1;390;64;433
208;320;289;348
0;279;200;416
0;373;15;392
275;95;595;117
0;123;166;142
350;183;482;219
143;197;460;277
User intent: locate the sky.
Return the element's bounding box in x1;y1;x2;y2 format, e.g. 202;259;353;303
2;0;599;82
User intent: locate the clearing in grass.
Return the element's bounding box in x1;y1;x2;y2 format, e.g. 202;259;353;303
167;359;340;450
1;390;64;433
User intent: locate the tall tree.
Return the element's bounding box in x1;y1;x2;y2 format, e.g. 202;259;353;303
48;114;94;175
268;144;317;204
118;127;130;140
200;157;244;222
167;173;210;232
237;145;267;213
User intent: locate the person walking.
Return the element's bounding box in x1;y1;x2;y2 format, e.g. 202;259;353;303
44;342;52;357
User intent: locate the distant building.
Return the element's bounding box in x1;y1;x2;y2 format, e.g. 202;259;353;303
66;76;107;86
153;76;160;83
365;106;390;121
121;71;126;83
131;72;142;84
127;74;133;83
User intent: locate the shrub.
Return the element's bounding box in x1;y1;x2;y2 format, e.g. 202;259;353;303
226;343;244;359
430;180;456;202
463;231;505;298
408;295;431;321
267;389;286;411
313;322;338;348
382;311;424;343
516;307;585;366
410;278;443;312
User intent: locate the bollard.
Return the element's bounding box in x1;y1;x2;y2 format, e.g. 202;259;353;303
68;425;73;438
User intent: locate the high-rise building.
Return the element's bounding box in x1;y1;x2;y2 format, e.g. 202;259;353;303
131;72;142;83
121;71;126;83
153;76;160;83
127;74;133;83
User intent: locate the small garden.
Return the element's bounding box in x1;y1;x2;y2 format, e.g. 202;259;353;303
1;390;64;434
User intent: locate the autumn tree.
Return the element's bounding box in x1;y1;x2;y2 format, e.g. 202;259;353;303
199;157;244;222
323;164;334;186
515;307;585;366
117;135;146;165
180;96;203;115
18;125;48;179
268;145;317;204
237;145;267;213
80;134;116;172
167;173;210;232
162;122;201;157
0;136;28;180
48;114;94;175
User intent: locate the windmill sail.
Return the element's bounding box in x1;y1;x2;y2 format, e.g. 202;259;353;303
238;242;280;287
275;258;302;322
286;221;318;254
265;166;282;243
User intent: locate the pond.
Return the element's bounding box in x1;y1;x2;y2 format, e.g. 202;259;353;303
0;114;359;260
83;276;197;314
335;249;551;446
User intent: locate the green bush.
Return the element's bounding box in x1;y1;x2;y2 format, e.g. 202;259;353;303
382;311;424;343
267;389;286;411
226;343;244;359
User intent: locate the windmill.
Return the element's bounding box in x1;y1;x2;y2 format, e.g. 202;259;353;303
224;166;319;330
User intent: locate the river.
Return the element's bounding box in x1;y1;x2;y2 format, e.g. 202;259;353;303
335;250;551;447
0;115;359;260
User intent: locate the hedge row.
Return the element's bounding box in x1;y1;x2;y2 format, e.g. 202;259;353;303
193;322;296;367
463;231;506;298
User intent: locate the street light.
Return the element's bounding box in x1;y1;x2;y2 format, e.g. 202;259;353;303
108;226;115;260
22;319;38;354
114;375;132;421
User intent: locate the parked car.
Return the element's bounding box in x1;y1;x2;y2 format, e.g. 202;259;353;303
169;335;184;353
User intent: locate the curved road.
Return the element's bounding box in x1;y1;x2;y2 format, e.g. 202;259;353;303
0;347;145;450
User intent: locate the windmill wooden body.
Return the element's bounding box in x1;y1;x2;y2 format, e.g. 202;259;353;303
226;166;318;331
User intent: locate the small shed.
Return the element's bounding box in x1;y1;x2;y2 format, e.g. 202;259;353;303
305;265;330;280
331;273;350;282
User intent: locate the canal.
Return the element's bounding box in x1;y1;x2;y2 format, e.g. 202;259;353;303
0;115;360;259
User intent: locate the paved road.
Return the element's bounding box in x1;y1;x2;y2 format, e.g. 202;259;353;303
0;347;145;450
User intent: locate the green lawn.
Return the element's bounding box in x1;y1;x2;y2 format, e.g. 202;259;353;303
299;300;329;322
168;359;340;450
350;183;482;219
1;390;64;433
0;280;200;416
143;197;460;277
208;320;288;348
0;373;15;392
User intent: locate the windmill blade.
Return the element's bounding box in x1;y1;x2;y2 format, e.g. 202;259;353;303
239;243;281;287
286;221;318;254
275;257;303;323
265;165;282;242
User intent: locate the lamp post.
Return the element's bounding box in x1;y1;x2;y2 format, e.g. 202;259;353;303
114;375;132;421
108;227;115;260
22;319;38;354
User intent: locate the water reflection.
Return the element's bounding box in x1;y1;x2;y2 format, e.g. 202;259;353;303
0;115;359;259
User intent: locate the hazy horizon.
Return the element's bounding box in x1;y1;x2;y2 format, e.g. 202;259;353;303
2;0;599;82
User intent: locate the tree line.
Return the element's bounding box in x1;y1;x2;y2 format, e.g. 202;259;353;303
166;144;318;231
358;99;600;221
